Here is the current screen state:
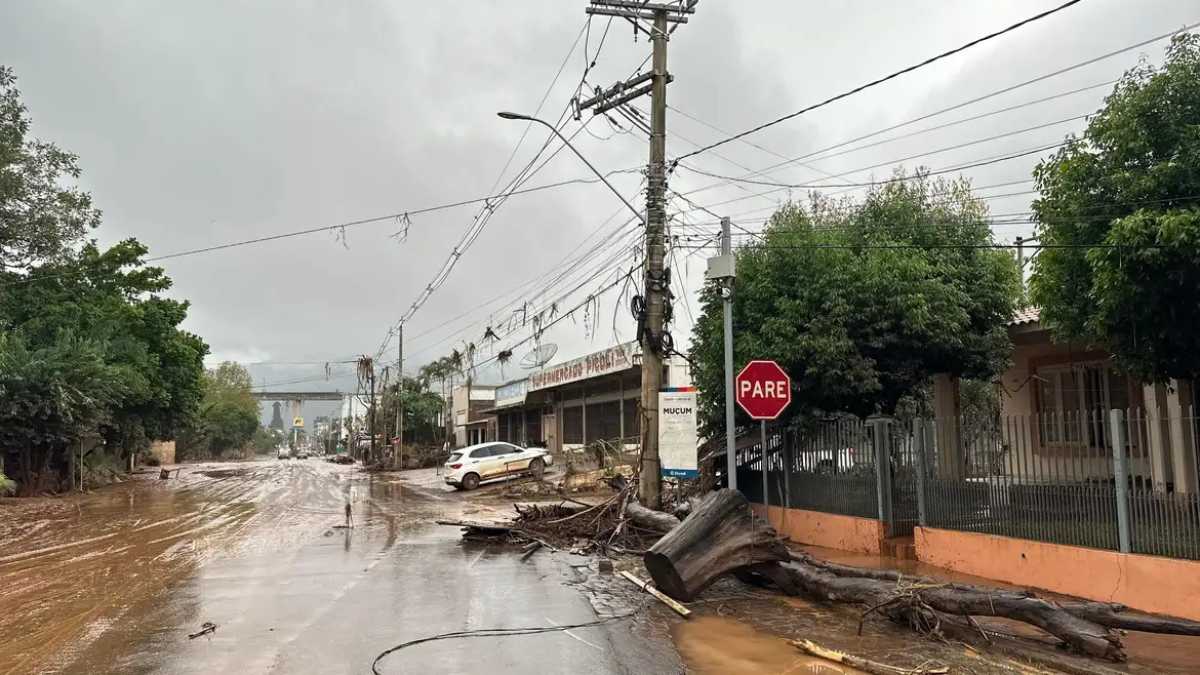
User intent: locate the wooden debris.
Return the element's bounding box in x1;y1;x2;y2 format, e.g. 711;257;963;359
790;639;948;675
619;570;691;618
188;621;217;639
520;541;542;561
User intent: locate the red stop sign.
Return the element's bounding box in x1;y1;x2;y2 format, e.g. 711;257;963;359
735;360;792;420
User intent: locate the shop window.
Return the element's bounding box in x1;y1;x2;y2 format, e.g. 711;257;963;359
563;406;583;444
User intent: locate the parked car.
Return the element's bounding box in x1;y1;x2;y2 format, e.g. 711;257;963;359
443;442;553;491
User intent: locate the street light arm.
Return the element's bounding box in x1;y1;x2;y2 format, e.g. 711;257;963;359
497;112;644;224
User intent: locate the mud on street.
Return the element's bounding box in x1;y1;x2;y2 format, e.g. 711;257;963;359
3;460;1199;675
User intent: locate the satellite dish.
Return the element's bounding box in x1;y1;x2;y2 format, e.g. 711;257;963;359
519;343;558;369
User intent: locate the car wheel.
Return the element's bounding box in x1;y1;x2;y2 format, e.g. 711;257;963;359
461;473;480;490
528;458;545;479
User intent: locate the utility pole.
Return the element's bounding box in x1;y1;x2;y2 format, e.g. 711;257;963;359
582;0;697;510
396;323;405;469
707;217;737;489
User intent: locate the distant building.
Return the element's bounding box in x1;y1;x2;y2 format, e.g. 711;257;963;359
451;384;497;447
269;402;285;431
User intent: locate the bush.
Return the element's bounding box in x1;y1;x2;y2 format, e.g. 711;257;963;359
144;455;162;467
0;472;17;496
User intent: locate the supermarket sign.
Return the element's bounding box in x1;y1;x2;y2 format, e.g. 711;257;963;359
529;341;637;392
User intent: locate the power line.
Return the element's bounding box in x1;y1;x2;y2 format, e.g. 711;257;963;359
664;19;1200;205
670;0;1088;163
676;113;1087;190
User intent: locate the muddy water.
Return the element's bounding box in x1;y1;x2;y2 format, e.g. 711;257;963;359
0;460;683;674
675;615;865;674
0;460;418;674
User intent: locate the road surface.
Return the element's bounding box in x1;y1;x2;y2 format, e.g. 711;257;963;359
5;460;1198;674
0;459;679;674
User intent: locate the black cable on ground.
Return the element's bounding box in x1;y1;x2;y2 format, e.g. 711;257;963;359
370;611;639;674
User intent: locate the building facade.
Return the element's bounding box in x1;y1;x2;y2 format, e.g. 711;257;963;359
451;384;497;447
484;341;692;453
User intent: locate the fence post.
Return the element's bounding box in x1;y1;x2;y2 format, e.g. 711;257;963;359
914;418;928;527
1109;408;1132;553
872;417;893;530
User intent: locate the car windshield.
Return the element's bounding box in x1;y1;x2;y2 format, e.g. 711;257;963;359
447;453;462;462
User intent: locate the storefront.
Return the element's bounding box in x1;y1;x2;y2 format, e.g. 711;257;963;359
485;341;691;453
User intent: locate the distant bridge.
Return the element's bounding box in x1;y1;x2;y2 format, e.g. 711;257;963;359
251;391;344;402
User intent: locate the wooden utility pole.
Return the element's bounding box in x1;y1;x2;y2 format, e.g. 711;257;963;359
582;0;696;510
396;323;405;468
639;8;669;509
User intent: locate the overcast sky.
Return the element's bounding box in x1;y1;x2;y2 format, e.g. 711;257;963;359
2;0;1196;420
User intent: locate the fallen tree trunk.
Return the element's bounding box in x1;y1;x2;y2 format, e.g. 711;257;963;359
625;500;683;534
791;551;1200;636
763;560;1126;662
1056;601;1200;636
643;488;789;601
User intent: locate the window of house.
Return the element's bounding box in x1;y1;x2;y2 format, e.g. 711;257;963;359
1035;362;1132;447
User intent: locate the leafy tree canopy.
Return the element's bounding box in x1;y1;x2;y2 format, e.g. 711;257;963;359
178;362;261;459
0;239;208;445
688;174;1019;434
1030;34;1200;381
0;66;100;271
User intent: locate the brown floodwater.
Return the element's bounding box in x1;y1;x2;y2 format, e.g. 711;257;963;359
674;615;865;674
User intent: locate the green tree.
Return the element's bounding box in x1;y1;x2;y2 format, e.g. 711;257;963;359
0;239;208;458
688;174;1019;434
0;333;126;492
377;376;445;444
178;362;261;459
0;66;100;271
1030;34;1200;381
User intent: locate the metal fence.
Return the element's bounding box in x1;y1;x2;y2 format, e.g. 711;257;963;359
736;417;884;527
735;408;1200;560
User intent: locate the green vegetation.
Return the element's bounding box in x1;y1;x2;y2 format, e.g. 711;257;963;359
688;174;1019;434
377;375;445;445
1031;34;1200;381
177;362;262;460
0;66;208;492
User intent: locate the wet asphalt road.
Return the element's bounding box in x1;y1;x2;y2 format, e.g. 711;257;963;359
0;460;679;675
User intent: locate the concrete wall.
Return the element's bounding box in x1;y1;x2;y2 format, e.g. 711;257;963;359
915;526;1200;621
753;505;885;555
148;440;175;465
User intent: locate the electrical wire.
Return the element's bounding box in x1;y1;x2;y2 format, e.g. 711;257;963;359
371;611;639;674
671;0;1088;163
675;113;1086;191
664;19;1200;207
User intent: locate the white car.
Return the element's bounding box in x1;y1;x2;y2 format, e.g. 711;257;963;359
444;442;553;491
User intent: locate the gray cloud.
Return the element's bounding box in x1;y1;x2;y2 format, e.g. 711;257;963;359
2;0;1193;411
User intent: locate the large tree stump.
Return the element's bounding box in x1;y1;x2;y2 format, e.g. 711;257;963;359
643;489;788;601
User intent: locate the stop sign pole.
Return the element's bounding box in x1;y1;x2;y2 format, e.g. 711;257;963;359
735;360;792;507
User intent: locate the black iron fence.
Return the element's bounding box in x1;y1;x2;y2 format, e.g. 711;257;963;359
734;408;1200;560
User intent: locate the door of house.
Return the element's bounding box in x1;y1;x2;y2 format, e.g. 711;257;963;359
542;413;558;453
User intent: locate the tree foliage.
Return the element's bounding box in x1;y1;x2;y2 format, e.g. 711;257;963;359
0;66;100;271
376;375;445;444
177;362;261;459
0;240;208;449
0;333;127;490
1030;34;1200;381
688;174;1019;434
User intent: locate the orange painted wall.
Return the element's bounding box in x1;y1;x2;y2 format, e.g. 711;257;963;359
753;505;885;555
915;526;1200;622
